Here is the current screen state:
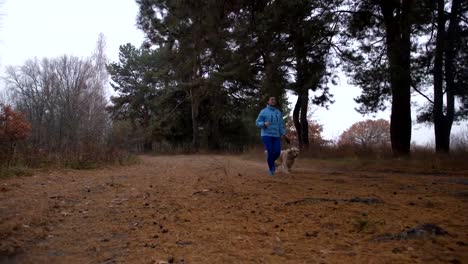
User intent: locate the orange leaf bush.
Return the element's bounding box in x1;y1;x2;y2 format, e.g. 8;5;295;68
0;104;32;167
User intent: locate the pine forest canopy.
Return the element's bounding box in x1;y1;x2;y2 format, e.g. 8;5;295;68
6;0;466;156
105;0;468;155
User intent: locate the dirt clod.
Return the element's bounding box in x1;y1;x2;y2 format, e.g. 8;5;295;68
375;223;448;241
305;231;319;237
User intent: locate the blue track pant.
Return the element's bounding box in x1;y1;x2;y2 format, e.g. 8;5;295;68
262;136;281;173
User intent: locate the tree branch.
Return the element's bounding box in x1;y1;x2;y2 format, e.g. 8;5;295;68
412;83;434;104
459;13;468;24
325;38;360;66
332;10;382;21
368;37;385;46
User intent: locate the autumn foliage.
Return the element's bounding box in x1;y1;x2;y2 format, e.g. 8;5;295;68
338;119;390;150
286;119;326;147
0;104;32;167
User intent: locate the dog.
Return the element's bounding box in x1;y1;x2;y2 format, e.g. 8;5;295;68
275;147;300;174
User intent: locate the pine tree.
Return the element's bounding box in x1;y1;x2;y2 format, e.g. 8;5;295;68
340;0;428;155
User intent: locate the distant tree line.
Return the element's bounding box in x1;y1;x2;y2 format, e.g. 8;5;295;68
2;34;127;169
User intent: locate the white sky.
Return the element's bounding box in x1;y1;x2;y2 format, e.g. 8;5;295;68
0;0;465;145
287;84;451;145
0;0;144;66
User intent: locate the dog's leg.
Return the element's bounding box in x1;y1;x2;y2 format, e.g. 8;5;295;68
275;155;282;169
287;160;294;173
283;155;289;174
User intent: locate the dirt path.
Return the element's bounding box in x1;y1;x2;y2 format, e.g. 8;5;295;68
0;155;467;263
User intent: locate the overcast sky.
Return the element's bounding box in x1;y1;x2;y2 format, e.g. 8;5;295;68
0;0;465;145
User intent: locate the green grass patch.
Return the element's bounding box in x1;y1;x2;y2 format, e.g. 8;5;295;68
0;166;34;179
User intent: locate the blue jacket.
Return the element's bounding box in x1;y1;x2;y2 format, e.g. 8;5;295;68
256;105;286;137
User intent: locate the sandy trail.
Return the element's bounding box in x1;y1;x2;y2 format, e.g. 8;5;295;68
0;155;467;263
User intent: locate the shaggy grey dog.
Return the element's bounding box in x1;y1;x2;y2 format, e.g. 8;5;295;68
275;147;300;173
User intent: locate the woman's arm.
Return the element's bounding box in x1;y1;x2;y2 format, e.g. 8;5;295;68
279;112;286;136
255;110;267;128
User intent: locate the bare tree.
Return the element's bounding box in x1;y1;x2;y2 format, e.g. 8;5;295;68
0;88;11;105
4;35;110;158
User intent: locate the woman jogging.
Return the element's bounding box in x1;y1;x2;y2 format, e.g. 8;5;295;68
255;96;289;176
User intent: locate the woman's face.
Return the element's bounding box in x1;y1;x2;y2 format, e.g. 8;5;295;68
268;97;277;106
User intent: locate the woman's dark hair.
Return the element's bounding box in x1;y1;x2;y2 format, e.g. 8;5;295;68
265;95;281;108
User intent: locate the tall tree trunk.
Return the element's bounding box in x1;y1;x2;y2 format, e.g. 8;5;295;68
209;117;221;149
208;95;221;150
142;108;152;152
434;0;449;153
381;0;414;156
438;0;461;153
143;139;153;152
190;49;202;152
292;26;310;150
433;0;461;153
262;52;283;101
190;88;200;151
293;90;310;150
300;94;309;149
293;95;303;149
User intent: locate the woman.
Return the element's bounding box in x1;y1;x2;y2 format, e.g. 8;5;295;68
255;96;289;176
